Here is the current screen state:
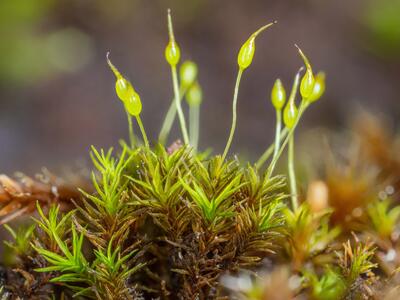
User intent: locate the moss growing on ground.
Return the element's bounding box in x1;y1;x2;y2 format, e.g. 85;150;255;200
1;10;399;300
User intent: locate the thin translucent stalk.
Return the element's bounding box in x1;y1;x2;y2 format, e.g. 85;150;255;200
135;115;149;149
266;100;308;179
255;128;288;169
158;86;187;145
256;68;304;170
222;69;243;160
273;109;282;162
171;66;189;144
189;104;200;151
125;109;135;148
265;70;303;178
288;134;298;210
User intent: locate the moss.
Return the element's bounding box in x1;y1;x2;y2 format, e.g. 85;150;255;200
1;10;398;300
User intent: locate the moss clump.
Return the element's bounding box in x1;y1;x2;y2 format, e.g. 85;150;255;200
2;10;398;300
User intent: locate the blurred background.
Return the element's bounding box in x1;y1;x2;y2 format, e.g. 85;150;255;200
1;0;400;174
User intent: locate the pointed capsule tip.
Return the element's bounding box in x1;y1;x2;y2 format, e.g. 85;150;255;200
294;44;311;70
252;21;276;38
106;51;112;65
167;9;175;41
106;53;113;71
294;44;305;57
106;52;121;78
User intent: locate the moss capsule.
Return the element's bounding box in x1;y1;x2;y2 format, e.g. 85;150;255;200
300;70;315;99
165;41;181;66
107;53;135;102
186;82;202;106
283;101;298;129
180;60;198;88
271;78;286;110
124;91;142;116
165;10;181;66
106;53;143;116
308;72;326;102
237;22;276;70
295;45;315;99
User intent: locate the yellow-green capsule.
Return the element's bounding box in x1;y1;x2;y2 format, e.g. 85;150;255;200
300;70;315;99
165;41;181;66
237;22;276;70
283;101;298;129
107;53;135;102
308;72;326;102
165;10;181;66
271;79;286;110
124;91;142;116
180;60;198;88
186;82;202;106
295;45;315;99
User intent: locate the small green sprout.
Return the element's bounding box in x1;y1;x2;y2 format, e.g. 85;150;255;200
295;45;315;100
34;203;75;250
308;71;326;102
107;54;149;148
256;201;284;232
338;239;377;285
4;223;35;257
33;204;89;290
180;171;242;225
284;203;340;269
34;225;88;280
367;198;400;240
223;22;275;160
85;146;130;216
93;239;145;298
165;9;189;145
304;267;346;300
